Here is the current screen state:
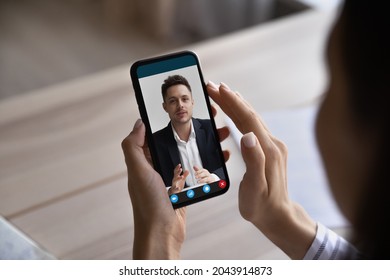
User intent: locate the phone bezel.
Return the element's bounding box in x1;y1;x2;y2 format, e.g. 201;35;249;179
130;50;230;208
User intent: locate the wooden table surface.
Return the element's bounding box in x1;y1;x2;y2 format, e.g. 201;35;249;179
0;9;338;259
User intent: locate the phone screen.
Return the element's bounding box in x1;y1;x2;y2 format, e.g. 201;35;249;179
130;50;229;208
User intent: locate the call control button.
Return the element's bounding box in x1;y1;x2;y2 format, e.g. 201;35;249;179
218;180;227;189
170;194;179;203
186;189;195;198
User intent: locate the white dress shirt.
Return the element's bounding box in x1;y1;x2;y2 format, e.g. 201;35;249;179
303;222;361;259
172;120;219;187
172;120;204;187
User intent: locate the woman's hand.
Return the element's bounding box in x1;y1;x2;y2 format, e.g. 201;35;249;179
121;119;186;259
121;99;231;259
207;81;316;259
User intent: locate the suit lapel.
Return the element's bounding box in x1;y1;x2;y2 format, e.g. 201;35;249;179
194;118;209;166
165;122;181;166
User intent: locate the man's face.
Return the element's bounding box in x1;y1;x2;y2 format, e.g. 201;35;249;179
163;84;194;126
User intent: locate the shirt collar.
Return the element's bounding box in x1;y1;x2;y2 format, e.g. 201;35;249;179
172;119;196;143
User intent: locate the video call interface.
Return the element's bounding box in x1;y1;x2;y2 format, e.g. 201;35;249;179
136;54;228;207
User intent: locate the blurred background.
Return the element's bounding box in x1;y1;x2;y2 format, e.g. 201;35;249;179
0;0;340;100
0;0;343;260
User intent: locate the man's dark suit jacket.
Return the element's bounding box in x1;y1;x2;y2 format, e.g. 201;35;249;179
153;118;225;187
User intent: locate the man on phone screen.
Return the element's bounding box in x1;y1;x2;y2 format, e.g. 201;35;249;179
153;75;225;188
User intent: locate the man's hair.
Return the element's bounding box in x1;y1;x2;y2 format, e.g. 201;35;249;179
161;75;192;101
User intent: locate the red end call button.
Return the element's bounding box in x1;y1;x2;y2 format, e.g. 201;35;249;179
218;180;227;189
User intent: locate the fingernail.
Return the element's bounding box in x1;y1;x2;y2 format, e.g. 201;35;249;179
207;80;218;90
242;132;256;148
220;82;230;90
133;119;143;129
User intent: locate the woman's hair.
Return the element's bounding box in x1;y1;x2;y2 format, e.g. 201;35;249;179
340;1;390;259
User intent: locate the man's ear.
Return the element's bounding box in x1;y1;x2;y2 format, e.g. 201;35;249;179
162;102;167;112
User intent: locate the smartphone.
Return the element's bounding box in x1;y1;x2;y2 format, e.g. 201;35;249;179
130;50;229;208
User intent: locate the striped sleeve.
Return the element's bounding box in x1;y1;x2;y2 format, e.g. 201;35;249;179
303;222;360;260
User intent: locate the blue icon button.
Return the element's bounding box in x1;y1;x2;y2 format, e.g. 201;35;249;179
186;189;195;198
170;194;179;203
202;184;211;193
